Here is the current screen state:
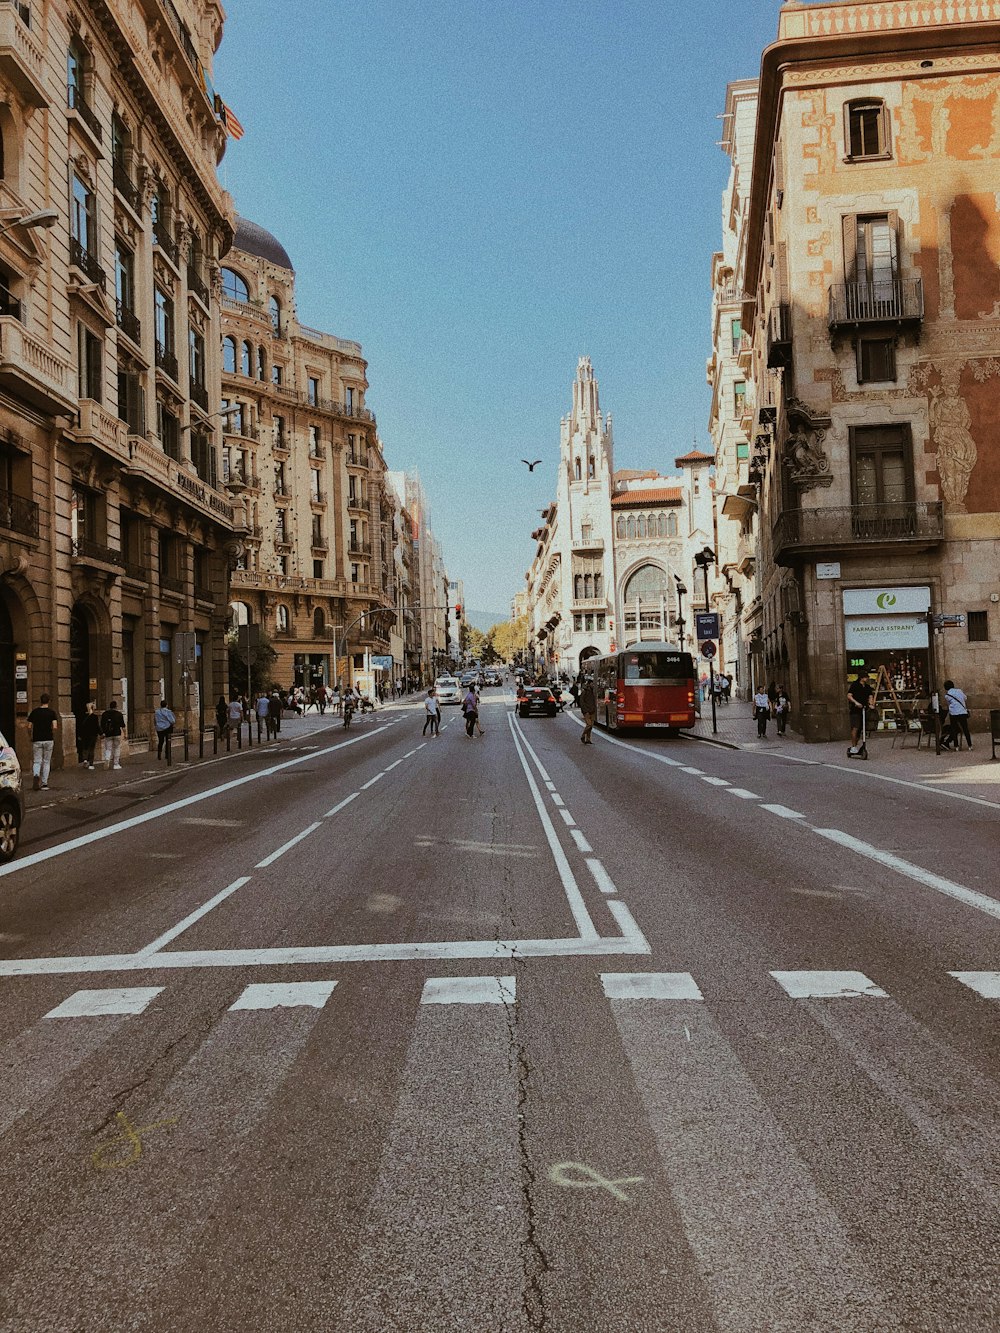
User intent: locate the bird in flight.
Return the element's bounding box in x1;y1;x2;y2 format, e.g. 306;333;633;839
521;459;543;471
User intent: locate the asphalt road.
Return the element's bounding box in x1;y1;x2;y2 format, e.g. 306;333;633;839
1;685;999;1332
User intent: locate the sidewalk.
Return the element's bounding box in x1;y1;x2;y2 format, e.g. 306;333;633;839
685;697;999;800
24;703;406;816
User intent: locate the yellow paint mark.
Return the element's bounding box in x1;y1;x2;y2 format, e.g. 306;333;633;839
548;1161;645;1202
91;1111;179;1170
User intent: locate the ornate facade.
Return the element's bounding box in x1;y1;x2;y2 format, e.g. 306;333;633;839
727;0;1000;736
0;0;237;762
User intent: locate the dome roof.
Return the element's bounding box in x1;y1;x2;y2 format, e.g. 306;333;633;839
232;215;294;271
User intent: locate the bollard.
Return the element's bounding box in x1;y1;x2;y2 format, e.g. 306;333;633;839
182;728;189;761
236;720;242;750
212;725;218;756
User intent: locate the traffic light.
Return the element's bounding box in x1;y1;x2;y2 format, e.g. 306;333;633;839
454;603;462;620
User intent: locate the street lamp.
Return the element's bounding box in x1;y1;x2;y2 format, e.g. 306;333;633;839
673;575;687;651
0;208;59;242
693;546;718;734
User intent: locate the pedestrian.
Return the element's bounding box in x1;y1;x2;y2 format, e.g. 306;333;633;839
723;673;733;703
569;679;580;710
332;684;342;716
269;689;283;736
423;687;440;737
462;685;479;738
216;694;228;739
154;699;176;762
79;701;101;770
316;683;327;715
27;691;59;790
847;669;873;756
753;684;771;738
775;686;790;736
100;697;127;770
942;678;972;751
343;689;355;728
767;679;779;714
227;694;244;741
579;677;597;743
255;692;270;741
474;685;486;737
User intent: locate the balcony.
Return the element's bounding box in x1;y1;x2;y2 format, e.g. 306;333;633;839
152;226;179;267
67;84;102;142
0;315;75;414
346;451;368;468
0;3;47;106
160;572;185;594
308;443;326;460
0;488;37;539
828;278;923;330
272;433;289;457
113;160;141;214
221;294;271;328
122;559;148;583
571;536;604;554
225;465;259;492
69;236;106;291
309;490;326;508
187;266;209;305
155;341;179;381
772;500;944;565
348;541;372;559
244;523;262;542
273;483;290;501
571;597;607;612
72;537;123;569
273;533;292;551
116;300;140;344
189;378;209;412
311;537;329;552
766;302;792;368
68;399;128;457
347;494;368;512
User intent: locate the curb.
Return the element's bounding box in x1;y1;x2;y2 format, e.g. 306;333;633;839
680;730;742;752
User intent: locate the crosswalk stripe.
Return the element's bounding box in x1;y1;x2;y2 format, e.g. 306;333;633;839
601;972;702;1000
229;981;337;1011
421;976;515;1005
770;970;887;999
949;971;1000;999
44;987;163;1018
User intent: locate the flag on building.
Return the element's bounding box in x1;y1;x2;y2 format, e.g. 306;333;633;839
213;94;245;141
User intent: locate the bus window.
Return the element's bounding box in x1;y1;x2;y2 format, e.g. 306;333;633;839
624;652;693;681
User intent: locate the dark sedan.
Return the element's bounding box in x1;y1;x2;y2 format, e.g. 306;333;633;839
518;687;558;718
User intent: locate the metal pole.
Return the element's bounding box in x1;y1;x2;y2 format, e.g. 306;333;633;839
703;563;717;735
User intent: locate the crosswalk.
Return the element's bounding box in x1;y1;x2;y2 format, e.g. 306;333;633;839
2;966;999;1330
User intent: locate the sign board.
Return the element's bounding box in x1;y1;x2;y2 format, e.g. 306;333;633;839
844;615;929;651
695;612;720;640
701;640;717;660
933;614;966;628
371;654;394;672
15;653;27;708
842;586;930;616
816;562;841;580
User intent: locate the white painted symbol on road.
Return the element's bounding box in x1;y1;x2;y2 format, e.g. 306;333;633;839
548;1161;645;1202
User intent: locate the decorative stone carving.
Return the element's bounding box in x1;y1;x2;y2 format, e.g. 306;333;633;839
782;398;833;491
929;370;977;513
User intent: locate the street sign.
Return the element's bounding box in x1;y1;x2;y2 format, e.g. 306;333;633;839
701;640;717;660
695;612;720;640
933;614;966;629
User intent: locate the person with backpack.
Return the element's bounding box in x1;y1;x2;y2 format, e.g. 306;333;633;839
100;698;127;770
941;678;972;751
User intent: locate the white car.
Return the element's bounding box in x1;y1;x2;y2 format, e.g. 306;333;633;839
435;676;462;706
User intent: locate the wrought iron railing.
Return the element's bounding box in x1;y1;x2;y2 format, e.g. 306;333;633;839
72;537;123;565
773;501;943;554
155;341;179;381
0;490;38;538
69;236;106;289
0;287;22;321
187;266;209;304
348;541;372;558
123;559;147;582
68;84;102;140
116;300;140;343
309;489;326;506
189;378;209;411
160;573;185;593
113;161;140;212
766;303;792;367
828;278;923;327
152;226;179;265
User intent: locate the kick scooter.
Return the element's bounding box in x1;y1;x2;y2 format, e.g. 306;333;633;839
847;706;869;760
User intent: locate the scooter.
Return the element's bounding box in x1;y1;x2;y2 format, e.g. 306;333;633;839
847;707;869;760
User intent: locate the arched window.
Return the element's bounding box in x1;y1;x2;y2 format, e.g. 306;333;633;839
666;512;678;536
313;608;325;636
221;268;249;302
616;516;625;539
241;341;252;377
626;515;635;540
636;515;646;539
257;346;266;380
656;513;666;537
269;295;281;334
275;604;289;633
588;456;595;478
624;564;668;604
574;458;581;481
222;336;237;374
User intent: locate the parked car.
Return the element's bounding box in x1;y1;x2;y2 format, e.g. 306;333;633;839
0;730;24;862
518;687;558;719
435;676;463;706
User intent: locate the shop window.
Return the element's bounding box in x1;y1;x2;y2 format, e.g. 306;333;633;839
857;335;896;384
967;610;989;643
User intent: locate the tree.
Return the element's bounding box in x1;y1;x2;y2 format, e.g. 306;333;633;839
487;614;530;664
464;626;487;662
226;625;278;696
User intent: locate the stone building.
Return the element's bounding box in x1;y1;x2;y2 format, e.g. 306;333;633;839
0;0;238;763
222;218;395;695
402;472;449;682
731;0;1000;738
385;470;421;690
524;358;716;675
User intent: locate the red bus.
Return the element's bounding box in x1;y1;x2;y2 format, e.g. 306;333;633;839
583;642;696;733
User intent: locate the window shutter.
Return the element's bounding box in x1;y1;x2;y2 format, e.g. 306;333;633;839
842;214;858;282
777;242;789;302
879;102;891;155
887;210;900;276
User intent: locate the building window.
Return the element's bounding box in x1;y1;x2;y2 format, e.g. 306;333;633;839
154;287;174;361
71;484;99;549
736;442;749;460
626;515;635;540
190;431;216;487
150;186;172;252
846;99;890;160
308;376;319;406
731;317;742;352
588;455;595;478
273;415;285;448
857;335;896;384
850;424;913;512
733;381;746;417
596;614;606;631
223;336;237;374
117;361;144;435
157;401;180;460
67;36;90;114
308;424;320;454
221;268;249;302
256;346;266;380
636;514;646;539
666;512;678;536
345;386;354;411
241;340;252;377
967;610;989;643
270;295;281;334
115;239;136;323
351;563;359;583
77;323;102;402
271;363;283;386
313;559;324;579
616;516;625;538
189;328;205;390
71;173;96;257
276;605;289;633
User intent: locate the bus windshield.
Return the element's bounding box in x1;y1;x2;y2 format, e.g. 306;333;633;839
622;652;693;682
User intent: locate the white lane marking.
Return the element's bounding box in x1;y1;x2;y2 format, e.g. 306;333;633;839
585;857;618;896
570;828;593;854
0;727;391;878
137;876;252;957
421;976;516;1005
680;766;704;775
324;792;360;818
815;828;1000;922
509;721;555;786
567;714;685;767
180;817;244;828
255;822;322;869
771;970;887;999
361;773;385;790
544;780;556;791
384;759;404;772
557;808;576;827
761;804;805;820
403;749;418;758
727;788;760;800
755;750;1000;811
44;986;164;1018
417;742;427;750
699;776;730;787
602;972;703;1001
229;980;337;1011
508;715;600;942
949;972;1000;999
551;793;565;807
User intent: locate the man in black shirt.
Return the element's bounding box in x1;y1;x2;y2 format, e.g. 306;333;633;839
99;699;127;770
27;692;59;790
847;670;873;755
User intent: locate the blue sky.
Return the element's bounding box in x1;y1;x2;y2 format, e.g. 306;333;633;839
215;0;782;622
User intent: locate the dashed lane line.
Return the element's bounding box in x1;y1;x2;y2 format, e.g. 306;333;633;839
255;822;323;869
137;877;252;957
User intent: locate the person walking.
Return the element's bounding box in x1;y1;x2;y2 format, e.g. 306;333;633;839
462;685;478;738
423;687;440;737
847;669;873;755
579;678;597;744
942;678;972;751
27;692;59;790
100;698;127;770
255;692;270;741
154;699;176;763
753;684;771;739
774;686;790;736
216;694;229;741
78;701;101;770
268;689;283;737
227;694;244;743
474;685;486;737
316;683;327;716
